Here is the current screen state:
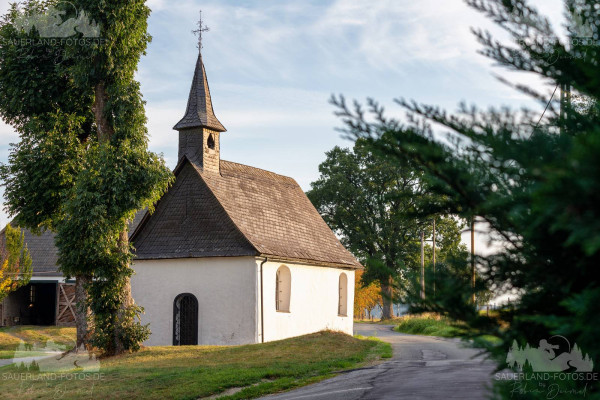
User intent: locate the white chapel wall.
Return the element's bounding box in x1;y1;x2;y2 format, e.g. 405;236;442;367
258;259;355;342
131;256;258;346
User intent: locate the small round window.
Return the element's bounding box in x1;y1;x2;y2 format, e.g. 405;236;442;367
207;133;215;150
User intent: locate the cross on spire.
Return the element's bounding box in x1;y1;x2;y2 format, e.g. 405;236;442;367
193;10;210;51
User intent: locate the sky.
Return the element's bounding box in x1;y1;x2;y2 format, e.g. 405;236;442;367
0;0;567;256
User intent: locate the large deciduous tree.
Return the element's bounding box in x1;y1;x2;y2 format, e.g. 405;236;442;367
0;0;172;354
308;139;464;319
332;0;600;397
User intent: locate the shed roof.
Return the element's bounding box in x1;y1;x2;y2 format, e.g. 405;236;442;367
0;211;146;277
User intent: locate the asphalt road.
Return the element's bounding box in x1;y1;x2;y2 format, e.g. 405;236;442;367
261;324;497;400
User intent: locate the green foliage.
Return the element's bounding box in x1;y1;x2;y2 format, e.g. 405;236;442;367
1;114;86;231
0;224;33;302
0;1;91;129
307;139;467;317
307;140;425;283
0;0;173;354
394;314;464;338
332;0;600;398
401;216;469;300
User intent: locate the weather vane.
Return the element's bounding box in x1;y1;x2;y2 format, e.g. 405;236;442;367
193;10;210;51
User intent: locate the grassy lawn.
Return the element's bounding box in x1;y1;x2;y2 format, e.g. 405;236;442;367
0;325;76;359
393;314;466;337
0;330;391;400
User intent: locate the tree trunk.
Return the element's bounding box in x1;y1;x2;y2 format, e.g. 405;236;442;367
93;82;114;141
381;276;394;320
94;81;135;355
113;228;133;355
72;81;114;352
72;80;112;353
74;274;91;351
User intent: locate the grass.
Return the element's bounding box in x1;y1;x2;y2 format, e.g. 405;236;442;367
354;318;405;325
393;313;466;338
0;325;76;359
356;335;393;359
393;314;505;350
0;329;391;399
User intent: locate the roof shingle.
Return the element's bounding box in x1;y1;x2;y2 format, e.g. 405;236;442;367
173;53;226;132
131;162;256;259
1;211;146;277
202;161;361;268
132;158;361;269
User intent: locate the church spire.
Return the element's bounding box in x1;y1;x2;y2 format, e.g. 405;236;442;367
173;53;226;132
174;12;224;173
173;11;225;132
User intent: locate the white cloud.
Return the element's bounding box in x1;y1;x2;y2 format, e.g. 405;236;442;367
0;120;18;143
315;0;487;70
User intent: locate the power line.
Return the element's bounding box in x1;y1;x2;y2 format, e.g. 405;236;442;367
535;84;559;129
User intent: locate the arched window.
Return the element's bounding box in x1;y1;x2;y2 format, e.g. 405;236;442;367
275;265;291;312
338;273;348;316
207;133;215;150
173;293;198;345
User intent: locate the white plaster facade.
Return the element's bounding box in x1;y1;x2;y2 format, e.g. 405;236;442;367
131;257;258;346
131;257;355;346
259;259;354;342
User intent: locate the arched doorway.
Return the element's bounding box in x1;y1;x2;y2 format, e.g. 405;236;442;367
173;293;198;345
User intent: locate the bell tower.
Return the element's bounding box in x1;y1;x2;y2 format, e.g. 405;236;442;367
174;13;225;173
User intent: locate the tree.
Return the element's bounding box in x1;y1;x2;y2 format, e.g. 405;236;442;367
331;0;600;397
0;1;172;354
307;139;464;319
354;270;382;320
0;224;32;302
399;216;469;301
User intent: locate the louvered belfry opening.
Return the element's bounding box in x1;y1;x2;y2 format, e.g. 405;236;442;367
173;293;199;345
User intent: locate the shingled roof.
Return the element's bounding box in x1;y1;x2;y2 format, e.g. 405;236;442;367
0;211;146;277
132;158;362;269
173;53;226;132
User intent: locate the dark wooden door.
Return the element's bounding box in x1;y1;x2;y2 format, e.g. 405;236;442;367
173;293;198;345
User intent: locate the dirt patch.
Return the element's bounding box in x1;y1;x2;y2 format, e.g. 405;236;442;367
200;379;275;399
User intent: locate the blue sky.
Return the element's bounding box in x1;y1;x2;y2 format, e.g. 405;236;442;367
0;0;566;252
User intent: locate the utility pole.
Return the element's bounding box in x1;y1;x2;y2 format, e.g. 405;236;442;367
471;216;476;305
432;218;436;298
560;83;571;134
421;230;425;299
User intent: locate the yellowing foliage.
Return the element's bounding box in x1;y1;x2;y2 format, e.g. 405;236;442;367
0;224;32;302
354;270;382;319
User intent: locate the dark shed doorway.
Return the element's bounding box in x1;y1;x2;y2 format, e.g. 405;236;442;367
7;282;57;325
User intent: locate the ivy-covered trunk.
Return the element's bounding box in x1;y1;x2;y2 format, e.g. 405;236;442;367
74;274;91;351
114;229;134;354
72;79;115;354
93;82;140;355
